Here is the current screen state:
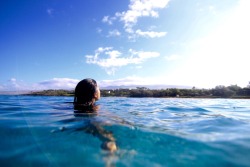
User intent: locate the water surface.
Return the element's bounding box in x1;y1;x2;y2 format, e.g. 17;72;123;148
0;95;250;166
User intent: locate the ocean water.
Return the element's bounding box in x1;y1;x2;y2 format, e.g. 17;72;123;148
0;95;250;167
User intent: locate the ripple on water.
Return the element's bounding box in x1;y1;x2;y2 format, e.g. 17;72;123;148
1;96;250;167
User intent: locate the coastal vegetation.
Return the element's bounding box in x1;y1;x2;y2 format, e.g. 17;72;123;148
28;89;74;96
26;84;250;98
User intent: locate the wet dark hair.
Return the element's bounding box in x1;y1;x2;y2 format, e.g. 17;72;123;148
74;78;98;109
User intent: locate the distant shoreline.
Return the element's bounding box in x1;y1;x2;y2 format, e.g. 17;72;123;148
13;86;250;99
2;93;249;99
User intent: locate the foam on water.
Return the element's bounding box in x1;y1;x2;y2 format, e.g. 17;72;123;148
0;95;250;167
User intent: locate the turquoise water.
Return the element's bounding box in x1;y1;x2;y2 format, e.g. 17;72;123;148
1;95;250;167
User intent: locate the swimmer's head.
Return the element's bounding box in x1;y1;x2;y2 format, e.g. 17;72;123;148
74;78;100;108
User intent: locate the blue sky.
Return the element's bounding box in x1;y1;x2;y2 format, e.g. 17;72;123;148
0;0;249;91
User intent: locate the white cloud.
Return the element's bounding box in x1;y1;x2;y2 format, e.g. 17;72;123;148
36;78;79;90
102;0;170;39
108;29;121;37
86;47;160;75
98;76;191;88
0;78;29;91
102;16;116;25
0;78;80;91
99;76;155;87
8;78;22;89
117;0;170;32
135;29;167;38
9;78;17;82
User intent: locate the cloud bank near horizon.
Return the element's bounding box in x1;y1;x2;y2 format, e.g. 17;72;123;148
0;76;184;91
1;76;249;92
0;78;80;91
